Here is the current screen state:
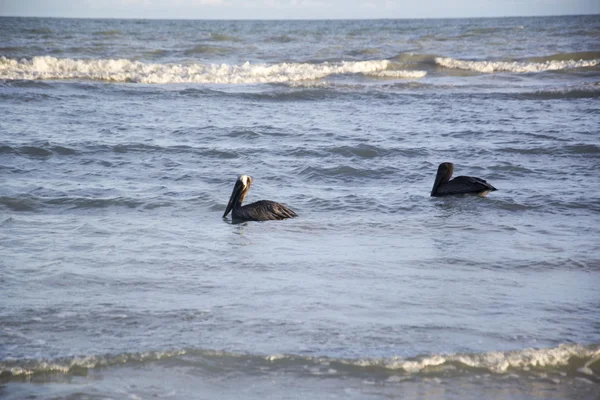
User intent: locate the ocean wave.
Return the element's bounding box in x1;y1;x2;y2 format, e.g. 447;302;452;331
0;139;429;161
94;29;121;36
234;87;349;101
0;46;26;53
0;142;246;160
1;344;598;379
0;144;54;157
366;70;427;78
347;48;382;57
298;165;398;181
527;51;600;63
1;143;80;157
23;27;54;35
518;86;600;100
0;350;187;377
0;56;418;84
184;44;233;55
0;194;150;212
267;34;295;43
329;144;381;158
391;53;439;65
497;143;600;155
208;32;242;42
435;56;599;73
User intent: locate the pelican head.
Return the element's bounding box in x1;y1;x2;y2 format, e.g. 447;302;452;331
223;175;253;218
431;162;454;196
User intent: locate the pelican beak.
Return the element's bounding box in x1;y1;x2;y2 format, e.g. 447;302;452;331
223;179;244;218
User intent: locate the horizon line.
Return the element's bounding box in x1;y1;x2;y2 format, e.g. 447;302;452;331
1;12;599;21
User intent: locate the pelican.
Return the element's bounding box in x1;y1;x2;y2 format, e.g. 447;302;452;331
431;162;497;197
223;175;297;222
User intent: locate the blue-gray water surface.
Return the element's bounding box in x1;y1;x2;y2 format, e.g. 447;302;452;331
1;15;600;399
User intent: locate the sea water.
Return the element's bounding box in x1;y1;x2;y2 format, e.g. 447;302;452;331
1;16;599;399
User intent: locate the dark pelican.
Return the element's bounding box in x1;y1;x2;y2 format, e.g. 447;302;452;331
431;162;497;197
223;175;297;222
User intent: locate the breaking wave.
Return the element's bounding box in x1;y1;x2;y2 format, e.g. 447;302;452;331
1;344;599;379
0;194;150;212
518;85;600;100
6;54;594;83
435;56;600;73
366;70;427;79
0;56;425;84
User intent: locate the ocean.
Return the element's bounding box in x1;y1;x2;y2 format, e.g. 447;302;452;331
0;15;599;399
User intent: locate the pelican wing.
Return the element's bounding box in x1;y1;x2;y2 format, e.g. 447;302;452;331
437;176;497;196
235;200;297;221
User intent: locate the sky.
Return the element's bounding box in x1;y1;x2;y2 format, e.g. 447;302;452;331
1;0;599;20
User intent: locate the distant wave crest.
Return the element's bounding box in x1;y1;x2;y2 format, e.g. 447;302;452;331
366;70;427;78
0;56;425;84
435;56;599;73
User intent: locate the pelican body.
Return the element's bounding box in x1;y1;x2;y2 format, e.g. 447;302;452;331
223;175;297;222
431;162;497;197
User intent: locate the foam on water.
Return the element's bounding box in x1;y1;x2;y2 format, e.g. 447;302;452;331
435;56;600;73
1;344;598;378
1;55;595;83
0;56;424;84
366;70;427;78
335;344;600;374
0;350;187;376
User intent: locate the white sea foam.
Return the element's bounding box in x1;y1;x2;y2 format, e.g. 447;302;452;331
2;344;598;377
324;344;600;374
365;70;427;78
435;56;600;73
0;350;187;376
0;56;419;84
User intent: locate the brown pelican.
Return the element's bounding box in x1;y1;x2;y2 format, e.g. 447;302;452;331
431;162;497;197
223;175;297;222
